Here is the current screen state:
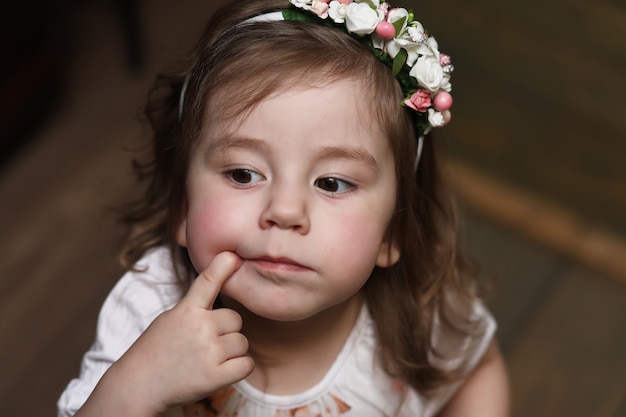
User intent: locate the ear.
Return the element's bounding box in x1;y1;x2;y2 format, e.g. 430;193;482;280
176;217;188;247
375;240;400;268
175;200;188;248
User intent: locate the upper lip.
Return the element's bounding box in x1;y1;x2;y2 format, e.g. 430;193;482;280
256;256;300;265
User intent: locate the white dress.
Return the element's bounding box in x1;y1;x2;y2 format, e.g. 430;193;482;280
58;246;496;417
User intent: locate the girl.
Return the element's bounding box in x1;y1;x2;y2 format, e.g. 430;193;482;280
59;0;509;416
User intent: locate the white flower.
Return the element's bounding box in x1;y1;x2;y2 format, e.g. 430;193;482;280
420;36;451;91
357;0;380;6
425;36;440;57
427;108;447;127
409;54;446;92
439;72;452;92
345;3;383;35
290;0;312;10
407;26;427;43
421;36;444;62
388;7;410;28
386;37;429;66
311;0;330;18
328;1;349;23
377;10;430;65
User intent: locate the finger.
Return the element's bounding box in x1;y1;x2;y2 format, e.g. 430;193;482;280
218;332;250;361
217;356;255;386
212;308;243;335
180;252;242;310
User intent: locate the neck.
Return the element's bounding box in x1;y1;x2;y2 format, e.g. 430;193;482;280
222;293;364;394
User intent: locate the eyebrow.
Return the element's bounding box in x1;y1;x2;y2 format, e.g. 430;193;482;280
205;135;379;171
205;135;270;159
314;145;380;172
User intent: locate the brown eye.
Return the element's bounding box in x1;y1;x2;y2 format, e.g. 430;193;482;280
315;177;353;193
226;169;264;185
231;169;252;183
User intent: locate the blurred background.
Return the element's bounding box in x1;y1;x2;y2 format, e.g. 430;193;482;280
0;0;624;416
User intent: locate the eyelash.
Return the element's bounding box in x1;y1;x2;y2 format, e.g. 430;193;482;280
314;176;355;194
222;169;356;195
223;168;265;187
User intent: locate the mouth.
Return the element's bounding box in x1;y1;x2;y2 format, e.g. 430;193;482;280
247;256;311;273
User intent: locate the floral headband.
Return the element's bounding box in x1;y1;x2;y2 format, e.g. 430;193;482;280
286;0;454;140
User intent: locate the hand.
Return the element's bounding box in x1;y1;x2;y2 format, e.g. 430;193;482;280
105;252;255;414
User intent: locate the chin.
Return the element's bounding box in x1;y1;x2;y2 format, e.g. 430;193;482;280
222;293;319;322
243;302;319;322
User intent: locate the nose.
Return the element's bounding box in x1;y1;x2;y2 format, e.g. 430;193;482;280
259;182;310;234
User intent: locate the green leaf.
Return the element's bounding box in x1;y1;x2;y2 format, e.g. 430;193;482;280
282;9;317;23
282;9;344;32
392;16;407;36
392;49;408;77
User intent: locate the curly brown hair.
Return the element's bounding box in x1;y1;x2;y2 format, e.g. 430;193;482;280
119;0;480;395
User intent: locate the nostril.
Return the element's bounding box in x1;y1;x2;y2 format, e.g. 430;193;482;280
258;185;311;233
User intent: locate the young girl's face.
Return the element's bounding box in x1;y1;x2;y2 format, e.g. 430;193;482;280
177;79;399;321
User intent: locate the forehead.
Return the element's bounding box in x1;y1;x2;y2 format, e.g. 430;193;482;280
205;76;382;138
202;79;393;165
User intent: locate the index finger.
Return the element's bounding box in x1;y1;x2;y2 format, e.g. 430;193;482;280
179;252;242;310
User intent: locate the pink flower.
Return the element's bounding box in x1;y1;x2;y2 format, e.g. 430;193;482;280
404;89;431;112
311;0;330;18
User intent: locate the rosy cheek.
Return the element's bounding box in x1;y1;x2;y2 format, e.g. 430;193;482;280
185;202;245;267
336;213;375;242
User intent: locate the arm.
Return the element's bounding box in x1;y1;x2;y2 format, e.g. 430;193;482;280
438;340;510;417
74;252;254;417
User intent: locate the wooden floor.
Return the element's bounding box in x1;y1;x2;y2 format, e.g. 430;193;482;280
1;1;624;416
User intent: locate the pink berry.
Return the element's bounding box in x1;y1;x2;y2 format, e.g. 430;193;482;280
433;91;453;111
375;21;396;40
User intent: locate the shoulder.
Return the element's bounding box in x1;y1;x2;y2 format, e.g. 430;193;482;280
102;246;186;330
326;303;496;416
432;298;497;374
417;298;498;416
57;246;187;417
94;246;186;361
435;339;509;417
